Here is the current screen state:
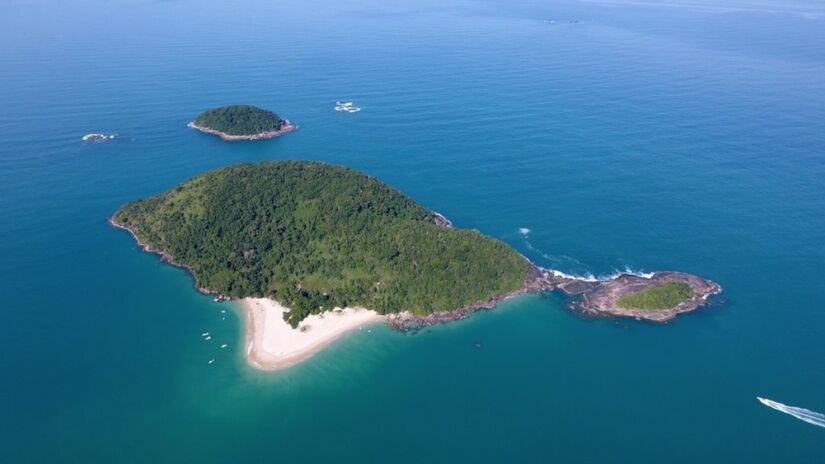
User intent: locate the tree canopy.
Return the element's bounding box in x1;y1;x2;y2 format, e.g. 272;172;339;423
114;161;529;326
193;105;284;135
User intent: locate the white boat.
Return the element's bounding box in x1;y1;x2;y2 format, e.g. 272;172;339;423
208;359;215;364
221;344;228;348
205;336;212;341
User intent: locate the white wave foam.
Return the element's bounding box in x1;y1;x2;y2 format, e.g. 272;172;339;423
548;269;599;282
547;267;654;283
522;238;657;283
523;239;606;282
758;397;825;428
523;240;588;269
542;266;663;283
602;267;655;280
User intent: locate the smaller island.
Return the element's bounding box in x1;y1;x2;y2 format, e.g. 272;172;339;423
188;105;296;141
554;271;721;322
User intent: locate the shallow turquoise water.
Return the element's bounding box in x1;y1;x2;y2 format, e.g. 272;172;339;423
1;1;824;462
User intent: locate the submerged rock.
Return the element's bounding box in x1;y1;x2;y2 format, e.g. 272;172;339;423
82;133;116;141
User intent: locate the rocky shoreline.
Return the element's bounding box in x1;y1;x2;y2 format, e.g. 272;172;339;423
558;271;721;322
188;121;297;141
388;264;722;330
432;211;453;228
113;212;721;331
109;218;231;300
386;265;550;331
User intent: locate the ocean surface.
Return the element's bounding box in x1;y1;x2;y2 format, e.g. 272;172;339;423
1;0;824;462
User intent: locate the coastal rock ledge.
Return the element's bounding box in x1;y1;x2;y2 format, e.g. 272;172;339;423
188;121;297;141
554;271;721;322
388;267;721;330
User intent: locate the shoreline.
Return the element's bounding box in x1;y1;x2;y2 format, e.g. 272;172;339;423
562;271;722;322
387;265;722;329
113;216;384;371
109;217;224;297
387;264;550;330
242;298;384;370
188;121;297;141
111;214;721;371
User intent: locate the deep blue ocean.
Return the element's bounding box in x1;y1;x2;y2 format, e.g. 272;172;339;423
1;0;824;462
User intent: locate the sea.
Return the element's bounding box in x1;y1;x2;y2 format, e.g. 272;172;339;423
1;0;824;462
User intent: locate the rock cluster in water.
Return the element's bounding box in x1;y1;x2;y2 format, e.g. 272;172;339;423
554;271;721;322
82;133;116;141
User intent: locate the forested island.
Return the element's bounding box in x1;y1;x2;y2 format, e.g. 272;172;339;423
112;161;529;327
188;105;296;141
112;161;720;331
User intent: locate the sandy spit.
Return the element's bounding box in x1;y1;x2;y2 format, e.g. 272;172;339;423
242;298;384;371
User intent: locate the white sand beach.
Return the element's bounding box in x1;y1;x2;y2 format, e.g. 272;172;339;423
242;298;384;370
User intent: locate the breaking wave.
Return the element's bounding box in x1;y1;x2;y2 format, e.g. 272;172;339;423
613;267;655;279
521;236;656;282
547;267;654;282
548;269;599;282
758;397;825;428
522;240;597;280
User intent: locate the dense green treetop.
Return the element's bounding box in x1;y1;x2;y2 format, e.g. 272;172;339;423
616;281;693;310
193;105;284;136
114;161;529;326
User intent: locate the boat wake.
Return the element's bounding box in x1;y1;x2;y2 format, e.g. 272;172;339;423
758;397;825;428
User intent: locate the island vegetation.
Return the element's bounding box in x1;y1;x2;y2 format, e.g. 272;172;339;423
194;105;284;135
112;161;529;326
616;281;693;310
189;105;296;141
